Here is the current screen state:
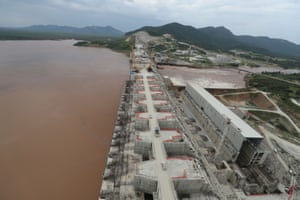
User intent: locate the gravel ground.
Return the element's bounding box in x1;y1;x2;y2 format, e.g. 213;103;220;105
160;66;247;89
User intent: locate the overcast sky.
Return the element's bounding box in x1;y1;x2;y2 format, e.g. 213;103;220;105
0;0;299;44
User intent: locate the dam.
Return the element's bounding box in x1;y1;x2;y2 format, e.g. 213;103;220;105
98;36;295;200
99;39;217;200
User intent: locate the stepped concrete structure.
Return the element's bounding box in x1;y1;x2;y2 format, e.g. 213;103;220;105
99;36;293;200
99;38;218;200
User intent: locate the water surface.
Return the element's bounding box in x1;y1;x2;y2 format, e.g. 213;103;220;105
0;40;129;200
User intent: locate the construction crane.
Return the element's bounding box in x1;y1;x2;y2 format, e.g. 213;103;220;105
288;169;296;200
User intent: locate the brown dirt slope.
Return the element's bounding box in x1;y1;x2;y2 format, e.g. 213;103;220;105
218;92;276;110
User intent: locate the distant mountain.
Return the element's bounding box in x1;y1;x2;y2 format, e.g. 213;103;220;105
126;22;300;60
236;36;300;59
0;25;124;40
127;23;221;49
199;26;235;38
23;25;124;37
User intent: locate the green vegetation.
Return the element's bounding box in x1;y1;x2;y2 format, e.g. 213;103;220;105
148;42;169;52
234;51;300;69
127;23;242;52
250;111;281;122
148;39;191;53
248;74;300;125
249;74;300;102
262;72;300;84
269;58;300;69
193;57;213;66
74;37;134;55
127;22;300;68
249;111;299;138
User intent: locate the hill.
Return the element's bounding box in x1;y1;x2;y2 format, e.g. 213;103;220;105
237;35;300;59
0;25;124;40
126;23;300;60
23;25;124;37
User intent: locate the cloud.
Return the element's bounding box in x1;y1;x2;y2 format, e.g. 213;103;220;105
0;0;299;43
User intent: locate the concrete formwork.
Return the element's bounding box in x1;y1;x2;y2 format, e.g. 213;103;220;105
134;141;152;156
148;79;160;83
134;85;145;91
134;93;146;101
243;183;262;194
135;119;149;131
164;142;194;156
134;75;143;80
151;91;163;94
155;104;172;112
148;81;161;85
158;119;179;130
146;76;156;79
135;104;147;113
134;175;158;194
136;80;144;84
173;179;210;194
214;162;234;185
150;86;163;91
152;93;168;100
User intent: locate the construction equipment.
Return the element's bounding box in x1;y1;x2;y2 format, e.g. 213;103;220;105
288;169;296;200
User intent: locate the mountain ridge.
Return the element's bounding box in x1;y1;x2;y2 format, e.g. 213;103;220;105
22;25;124;37
0;25;124;38
126;23;300;60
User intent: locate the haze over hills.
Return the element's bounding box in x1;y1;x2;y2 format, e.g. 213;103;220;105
23;25;124;37
127;22;300;60
0;25;124;40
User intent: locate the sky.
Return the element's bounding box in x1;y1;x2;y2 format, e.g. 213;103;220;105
0;0;300;44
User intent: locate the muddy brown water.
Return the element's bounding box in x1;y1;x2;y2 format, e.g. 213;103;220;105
0;40;129;200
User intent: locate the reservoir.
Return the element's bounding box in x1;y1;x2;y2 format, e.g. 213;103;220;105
0;40;129;200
